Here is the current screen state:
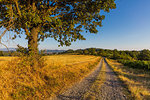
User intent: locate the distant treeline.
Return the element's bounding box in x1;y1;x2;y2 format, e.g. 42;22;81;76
0;51;12;56
64;48;150;70
0;50;59;56
0;46;62;56
64;48;149;60
1;47;150;70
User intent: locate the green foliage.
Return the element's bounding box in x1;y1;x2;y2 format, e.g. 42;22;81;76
127;51;139;60
66;49;74;53
97;49;106;57
64;48;139;60
112;49;120;59
0;51;3;56
16;45;28;56
64;48;150;71
138;49;150;61
117;49;150;71
88;48;96;55
83;49;89;55
0;0;116;47
75;49;83;54
118;60;150;70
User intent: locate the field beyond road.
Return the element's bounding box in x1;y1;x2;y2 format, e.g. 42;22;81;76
0;55;100;99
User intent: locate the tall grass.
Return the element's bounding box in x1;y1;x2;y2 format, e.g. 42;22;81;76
0;57;16;66
0;55;100;99
106;59;150;100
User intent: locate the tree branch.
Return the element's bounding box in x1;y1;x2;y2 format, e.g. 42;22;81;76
25;27;30;36
0;42;10;52
0;24;13;41
14;0;21;16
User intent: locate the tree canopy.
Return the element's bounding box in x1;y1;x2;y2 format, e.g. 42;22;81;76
0;0;116;67
0;0;116;46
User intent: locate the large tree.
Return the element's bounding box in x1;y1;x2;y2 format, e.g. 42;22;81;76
0;0;116;67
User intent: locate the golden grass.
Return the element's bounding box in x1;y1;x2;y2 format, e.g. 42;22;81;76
106;59;150;100
44;55;98;68
0;57;17;66
43;55;101;96
0;55;101;99
84;59;106;99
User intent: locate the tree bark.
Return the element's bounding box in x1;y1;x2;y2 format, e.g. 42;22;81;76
28;27;39;67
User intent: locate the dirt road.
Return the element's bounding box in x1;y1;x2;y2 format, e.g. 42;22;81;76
98;59;127;100
50;58;129;100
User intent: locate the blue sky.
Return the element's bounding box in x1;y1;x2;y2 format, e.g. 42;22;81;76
1;0;150;50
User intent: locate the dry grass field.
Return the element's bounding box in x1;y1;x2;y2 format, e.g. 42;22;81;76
0;57;17;66
0;55;101;99
106;59;150;100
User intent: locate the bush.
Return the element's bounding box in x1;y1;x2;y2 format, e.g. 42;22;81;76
0;51;4;56
118;59;150;70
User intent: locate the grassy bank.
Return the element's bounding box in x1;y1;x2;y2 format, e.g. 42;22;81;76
106;59;150;100
0;55;101;99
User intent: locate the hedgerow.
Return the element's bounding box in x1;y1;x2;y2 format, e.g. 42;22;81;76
118;60;150;70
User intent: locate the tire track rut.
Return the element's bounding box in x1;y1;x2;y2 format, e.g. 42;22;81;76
98;59;127;100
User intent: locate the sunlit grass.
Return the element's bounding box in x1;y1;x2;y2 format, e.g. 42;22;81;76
0;55;101;99
0;57;17;66
45;55;98;67
43;55;101;96
106;59;150;100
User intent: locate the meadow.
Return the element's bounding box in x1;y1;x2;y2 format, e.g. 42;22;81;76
0;55;101;99
0;57;16;66
106;59;150;100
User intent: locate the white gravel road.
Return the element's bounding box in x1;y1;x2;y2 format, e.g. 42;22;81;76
49;58;129;100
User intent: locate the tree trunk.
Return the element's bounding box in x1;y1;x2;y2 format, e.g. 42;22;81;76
28;27;39;67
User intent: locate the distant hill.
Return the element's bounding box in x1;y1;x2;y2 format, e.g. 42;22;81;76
0;48;16;51
47;50;65;53
42;50;66;53
0;48;66;53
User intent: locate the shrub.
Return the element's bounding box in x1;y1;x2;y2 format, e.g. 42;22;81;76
118;60;150;70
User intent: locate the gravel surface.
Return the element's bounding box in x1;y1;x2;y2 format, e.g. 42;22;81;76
98;59;127;100
49;58;128;100
50;59;103;100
